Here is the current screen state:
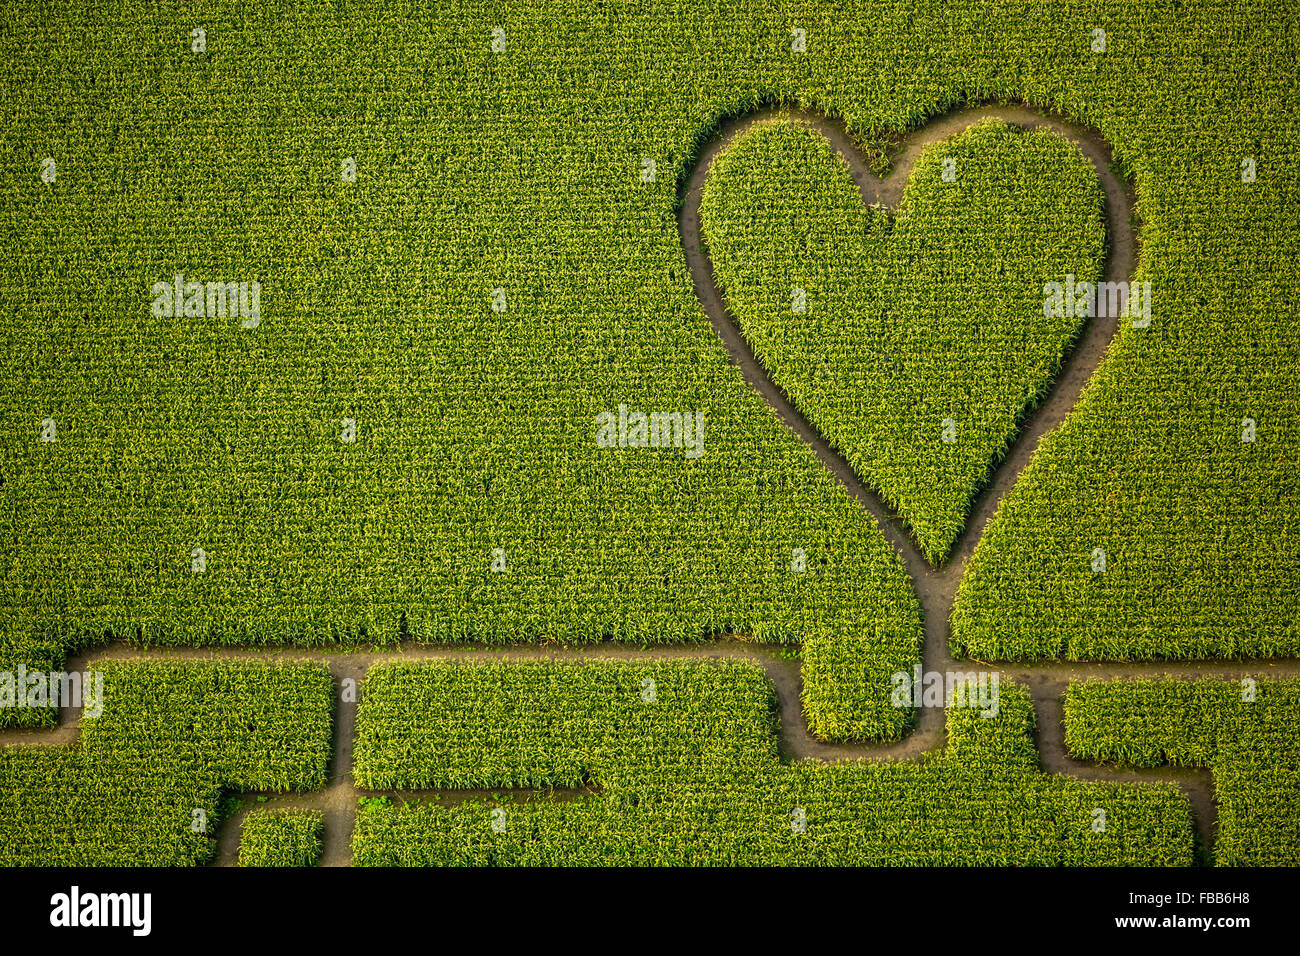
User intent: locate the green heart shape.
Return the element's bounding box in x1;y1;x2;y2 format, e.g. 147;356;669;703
699;116;1107;563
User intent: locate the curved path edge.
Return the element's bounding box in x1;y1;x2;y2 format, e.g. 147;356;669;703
676;100;1293;864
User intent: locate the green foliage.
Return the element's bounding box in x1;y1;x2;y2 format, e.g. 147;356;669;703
800;631;917;740
2;0;1295;743
949;7;1300;663
1063;678;1300;865
0;0;933;746
0;660;332;865
0;639;63;729
352;660;1191;865
239;808;324;867
699;117;1106;562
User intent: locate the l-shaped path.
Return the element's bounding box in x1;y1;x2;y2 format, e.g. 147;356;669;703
5;640;1298;865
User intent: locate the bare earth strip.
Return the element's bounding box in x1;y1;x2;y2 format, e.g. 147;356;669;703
2;105;1295;867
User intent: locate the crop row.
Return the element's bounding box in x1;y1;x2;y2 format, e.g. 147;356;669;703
238;808;325;867
0;660;333;865
1063;677;1300;865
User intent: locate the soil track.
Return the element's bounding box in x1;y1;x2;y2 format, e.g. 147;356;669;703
679;102;1298;862
3;104;1295;867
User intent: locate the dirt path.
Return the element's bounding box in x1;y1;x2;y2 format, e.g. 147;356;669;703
5;640;1294;865
678;102;1295;863
1;104;1291;867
